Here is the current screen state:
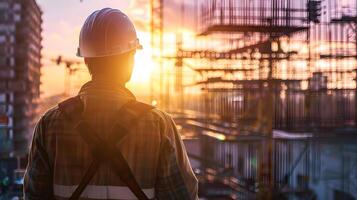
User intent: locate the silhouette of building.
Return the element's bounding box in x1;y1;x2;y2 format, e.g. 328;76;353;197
0;0;42;162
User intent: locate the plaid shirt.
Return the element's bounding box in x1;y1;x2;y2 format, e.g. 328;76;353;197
24;81;198;200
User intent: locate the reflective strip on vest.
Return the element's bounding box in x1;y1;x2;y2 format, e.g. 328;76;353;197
53;184;155;199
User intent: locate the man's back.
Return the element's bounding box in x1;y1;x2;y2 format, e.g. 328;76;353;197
24;81;198;199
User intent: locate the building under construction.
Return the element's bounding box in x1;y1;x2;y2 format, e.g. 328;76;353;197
0;0;42;179
151;0;357;199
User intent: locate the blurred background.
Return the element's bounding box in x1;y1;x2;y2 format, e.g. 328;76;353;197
0;0;357;199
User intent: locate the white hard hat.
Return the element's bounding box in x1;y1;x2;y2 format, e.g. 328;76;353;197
77;8;142;58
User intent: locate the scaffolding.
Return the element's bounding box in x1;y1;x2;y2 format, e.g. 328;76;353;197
149;0;357;199
156;0;357;199
177;0;356;132
150;0;165;107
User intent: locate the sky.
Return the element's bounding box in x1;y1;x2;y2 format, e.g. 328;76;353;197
35;0;356;98
36;0;198;98
37;0;157;98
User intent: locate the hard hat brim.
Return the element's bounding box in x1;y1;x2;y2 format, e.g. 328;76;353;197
77;39;142;58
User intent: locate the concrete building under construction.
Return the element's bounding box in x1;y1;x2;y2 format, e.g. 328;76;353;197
150;0;357;199
0;0;42;170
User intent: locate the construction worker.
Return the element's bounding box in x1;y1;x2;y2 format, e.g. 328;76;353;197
24;8;198;200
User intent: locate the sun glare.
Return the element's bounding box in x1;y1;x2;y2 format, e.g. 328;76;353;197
126;31;154;97
130;31;153;84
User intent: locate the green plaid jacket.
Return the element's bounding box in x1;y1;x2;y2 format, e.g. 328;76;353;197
24;81;198;200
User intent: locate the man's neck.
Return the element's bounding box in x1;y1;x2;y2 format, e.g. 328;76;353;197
91;77;126;88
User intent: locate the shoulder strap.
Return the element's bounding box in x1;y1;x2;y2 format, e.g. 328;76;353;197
58;97;155;200
113;101;155;130
58;96;154;124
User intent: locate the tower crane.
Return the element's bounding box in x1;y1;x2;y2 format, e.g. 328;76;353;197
51;56;83;96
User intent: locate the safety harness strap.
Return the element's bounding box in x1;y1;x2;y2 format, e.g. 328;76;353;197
58;96;154;200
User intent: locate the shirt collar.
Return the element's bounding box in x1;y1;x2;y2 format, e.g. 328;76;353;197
78;81;136;100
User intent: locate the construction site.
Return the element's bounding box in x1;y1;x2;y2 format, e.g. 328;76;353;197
150;0;357;199
0;0;356;199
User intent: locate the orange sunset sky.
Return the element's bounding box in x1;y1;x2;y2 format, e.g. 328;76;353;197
36;0;355;98
37;0;166;98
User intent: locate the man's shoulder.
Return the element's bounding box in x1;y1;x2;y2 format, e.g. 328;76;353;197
40;105;64;123
39;99;174;126
140;106;173;123
137;107;176;139
41;96;82;123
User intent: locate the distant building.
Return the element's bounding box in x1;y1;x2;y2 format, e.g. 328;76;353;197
0;0;42;162
308;72;328;91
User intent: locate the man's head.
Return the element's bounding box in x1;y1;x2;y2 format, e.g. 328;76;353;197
78;8;141;85
84;50;135;84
